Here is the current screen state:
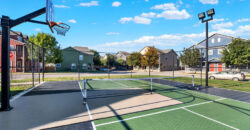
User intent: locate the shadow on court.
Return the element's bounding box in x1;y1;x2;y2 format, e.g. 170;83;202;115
0;81;182;130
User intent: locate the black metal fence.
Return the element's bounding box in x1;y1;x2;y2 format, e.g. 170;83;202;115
0;42;45;102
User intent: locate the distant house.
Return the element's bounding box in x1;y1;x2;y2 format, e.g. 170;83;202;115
138;46;178;72
191;33;249;72
57;46;94;71
115;51;130;61
0;31;32;72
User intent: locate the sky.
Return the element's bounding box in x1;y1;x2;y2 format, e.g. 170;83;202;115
0;0;250;53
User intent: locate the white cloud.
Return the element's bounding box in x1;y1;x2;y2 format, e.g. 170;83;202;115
156;10;190;20
54;5;70;8
145;0;149;2
91;33;205;52
237;18;250;23
199;0;219;4
119;16;151;24
112;1;122;7
106;32;120;35
179;0;183;5
211;18;225;23
133;16;151;24
120;17;133;24
151;3;177;10
141;12;156;18
35;28;42;31
90;24;250;52
68;19;77;23
79;1;98;7
212;22;233;30
238;25;250;32
149;3;191;20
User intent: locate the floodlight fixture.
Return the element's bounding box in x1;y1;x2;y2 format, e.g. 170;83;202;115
198;12;206;20
207;8;215;17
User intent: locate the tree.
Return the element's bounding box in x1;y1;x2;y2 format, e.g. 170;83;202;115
141;47;159;76
89;49;101;66
115;59;126;66
101;54;116;67
221;38;250;67
179;48;201;67
127;52;142;67
221;48;231;67
28;32;63;64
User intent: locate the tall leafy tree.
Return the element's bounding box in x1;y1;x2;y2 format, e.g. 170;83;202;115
101;54;116;67
221;38;250;67
28;32;63;64
127;52;142;67
115;59;126;66
221;48;231;67
141;47;159;70
179;48;201;67
89;49;101;66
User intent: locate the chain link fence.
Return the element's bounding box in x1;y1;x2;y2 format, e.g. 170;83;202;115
1;41;45;101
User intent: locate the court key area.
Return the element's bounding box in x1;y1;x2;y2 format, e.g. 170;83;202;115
0;77;250;130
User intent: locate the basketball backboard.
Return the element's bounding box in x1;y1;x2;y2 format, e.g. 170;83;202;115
46;0;54;33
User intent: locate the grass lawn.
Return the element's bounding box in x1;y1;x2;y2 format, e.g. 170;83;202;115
44;75;164;82
0;85;33;101
168;77;250;93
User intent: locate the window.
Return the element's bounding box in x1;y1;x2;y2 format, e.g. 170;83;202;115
17;60;22;68
56;63;61;68
217;37;221;42
211;38;215;43
16;45;23;56
208;50;213;55
18;36;22;42
218;49;223;55
79;55;84;61
71;63;76;69
82;63;87;69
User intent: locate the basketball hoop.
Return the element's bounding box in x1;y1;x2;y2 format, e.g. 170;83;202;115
51;22;70;36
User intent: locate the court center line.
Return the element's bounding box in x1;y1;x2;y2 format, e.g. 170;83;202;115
183;108;239;130
95;98;226;127
78;81;97;130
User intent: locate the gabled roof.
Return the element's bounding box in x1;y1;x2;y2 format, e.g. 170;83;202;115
196;33;235;46
72;46;94;55
140;46;177;55
116;51;130;56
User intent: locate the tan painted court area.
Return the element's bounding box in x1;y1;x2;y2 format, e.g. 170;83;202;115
32;90;182;129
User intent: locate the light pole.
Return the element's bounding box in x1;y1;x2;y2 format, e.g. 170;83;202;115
198;8;215;88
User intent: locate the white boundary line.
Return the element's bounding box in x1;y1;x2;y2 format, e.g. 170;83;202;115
78;81;96;130
95;98;226;127
0;82;45;107
183;108;239;130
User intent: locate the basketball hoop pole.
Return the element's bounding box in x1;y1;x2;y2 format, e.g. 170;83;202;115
1;7;47;111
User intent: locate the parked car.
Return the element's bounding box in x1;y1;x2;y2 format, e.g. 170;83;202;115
209;71;245;81
100;68;109;71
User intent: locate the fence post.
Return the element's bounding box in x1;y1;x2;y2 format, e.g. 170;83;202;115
38;46;40;84
192;75;195;87
150;78;153;94
42;48;45;82
31;43;34;87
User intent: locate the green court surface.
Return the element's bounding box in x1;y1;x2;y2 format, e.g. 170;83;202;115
81;78;250;130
